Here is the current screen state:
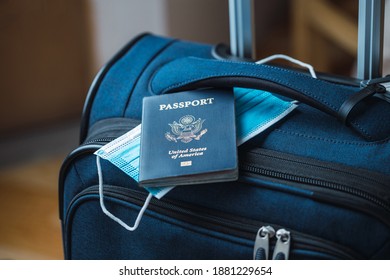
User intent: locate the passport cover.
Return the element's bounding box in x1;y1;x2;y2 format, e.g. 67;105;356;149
139;89;238;187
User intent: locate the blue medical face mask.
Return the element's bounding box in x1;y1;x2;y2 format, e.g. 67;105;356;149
95;124;174;231
94;88;296;231
234;87;297;146
95;125;173;199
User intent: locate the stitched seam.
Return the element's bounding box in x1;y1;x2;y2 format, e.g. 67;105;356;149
349;120;373;140
274;128;390;145
73;163;87;190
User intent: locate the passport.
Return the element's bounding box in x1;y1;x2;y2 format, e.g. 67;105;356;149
139;89;238;187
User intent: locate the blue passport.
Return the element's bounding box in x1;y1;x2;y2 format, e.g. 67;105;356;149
139;89;238;187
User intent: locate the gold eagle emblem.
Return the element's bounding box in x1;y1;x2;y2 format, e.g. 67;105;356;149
165;115;207;143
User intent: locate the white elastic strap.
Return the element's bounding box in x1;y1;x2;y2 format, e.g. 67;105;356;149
96;156;152;231
256;54;317;79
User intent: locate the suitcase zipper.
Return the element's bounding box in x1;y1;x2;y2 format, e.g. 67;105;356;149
82;137;117;146
253;226;291;260
253;226;275;260
65;185;363;260
272;228;291;260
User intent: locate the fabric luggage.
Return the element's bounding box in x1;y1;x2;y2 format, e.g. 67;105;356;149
59;33;390;259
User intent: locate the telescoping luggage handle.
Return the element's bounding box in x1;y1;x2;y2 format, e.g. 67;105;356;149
150;57;390;142
228;0;385;80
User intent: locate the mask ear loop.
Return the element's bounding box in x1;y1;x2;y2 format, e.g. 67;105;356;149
96;156;152;231
256;54;317;79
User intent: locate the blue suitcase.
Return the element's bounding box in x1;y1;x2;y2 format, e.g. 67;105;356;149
59;33;390;260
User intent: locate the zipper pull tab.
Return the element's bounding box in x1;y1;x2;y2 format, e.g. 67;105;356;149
253;226;275;260
272;229;291;260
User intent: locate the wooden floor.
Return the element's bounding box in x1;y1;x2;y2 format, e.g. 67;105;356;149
0;121;79;260
0;155;64;259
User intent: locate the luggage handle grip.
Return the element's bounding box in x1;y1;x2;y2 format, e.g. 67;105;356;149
150;57;390;141
150;57;356;118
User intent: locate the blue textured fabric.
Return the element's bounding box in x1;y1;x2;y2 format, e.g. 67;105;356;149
66;194;370;260
67;197;252;259
291;250;340;260
150;56;390;142
166;180;390;258
60;34;390;260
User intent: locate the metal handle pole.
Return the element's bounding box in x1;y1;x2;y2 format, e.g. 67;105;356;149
357;0;384;80
228;0;254;59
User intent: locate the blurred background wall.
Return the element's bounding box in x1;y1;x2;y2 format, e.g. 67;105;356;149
0;0;90;136
0;0;388;259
